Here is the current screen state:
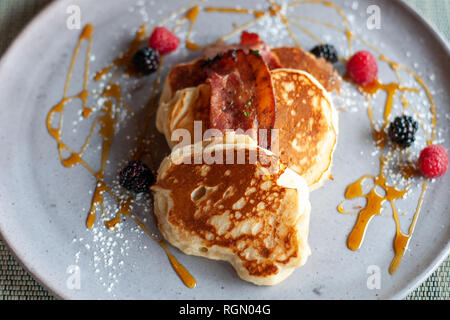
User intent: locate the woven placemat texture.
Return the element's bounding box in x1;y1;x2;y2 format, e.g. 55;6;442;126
0;0;449;300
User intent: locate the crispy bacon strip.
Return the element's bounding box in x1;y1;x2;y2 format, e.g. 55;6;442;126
167;32;280;100
204;50;276;145
246;52;277;135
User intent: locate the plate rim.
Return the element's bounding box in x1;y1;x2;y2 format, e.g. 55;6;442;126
0;0;67;300
0;0;448;300
380;0;450;300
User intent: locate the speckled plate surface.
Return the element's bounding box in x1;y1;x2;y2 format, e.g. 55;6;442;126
0;0;448;299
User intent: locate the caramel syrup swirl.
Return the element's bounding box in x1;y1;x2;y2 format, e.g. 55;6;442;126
338;67;436;274
46;0;439;289
46;23;195;288
332;33;435;275
339;158;407;252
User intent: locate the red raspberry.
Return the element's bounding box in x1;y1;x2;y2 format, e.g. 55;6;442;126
418;145;448;178
240;31;261;45
346;50;378;85
149;27;179;54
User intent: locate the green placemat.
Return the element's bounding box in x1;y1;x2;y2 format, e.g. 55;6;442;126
0;0;449;300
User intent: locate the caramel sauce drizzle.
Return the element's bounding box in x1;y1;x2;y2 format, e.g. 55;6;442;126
279;14;303;49
213;12;268;43
132;216;196;288
184;6;202;50
342;60;435;274
94;65;112;82
46;23;195;288
357;78;434;273
159;241;197;288
204;7;265;16
342;157;408;251
46;24;94;170
363;79;420;149
334;34;435;275
288;0;353;52
283;18;323;44
389;182;427;274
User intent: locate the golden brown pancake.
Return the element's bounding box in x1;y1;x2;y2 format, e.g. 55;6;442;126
152;134;311;285
156;84;210;149
271;69;338;190
271;46;341;93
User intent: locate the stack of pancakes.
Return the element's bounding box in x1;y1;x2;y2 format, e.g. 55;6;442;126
152;37;340;286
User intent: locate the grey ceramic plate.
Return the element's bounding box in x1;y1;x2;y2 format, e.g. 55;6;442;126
0;0;448;299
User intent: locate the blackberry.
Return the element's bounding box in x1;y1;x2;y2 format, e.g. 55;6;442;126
388;115;418;148
310;44;338;63
119;160;155;193
132;47;160;75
